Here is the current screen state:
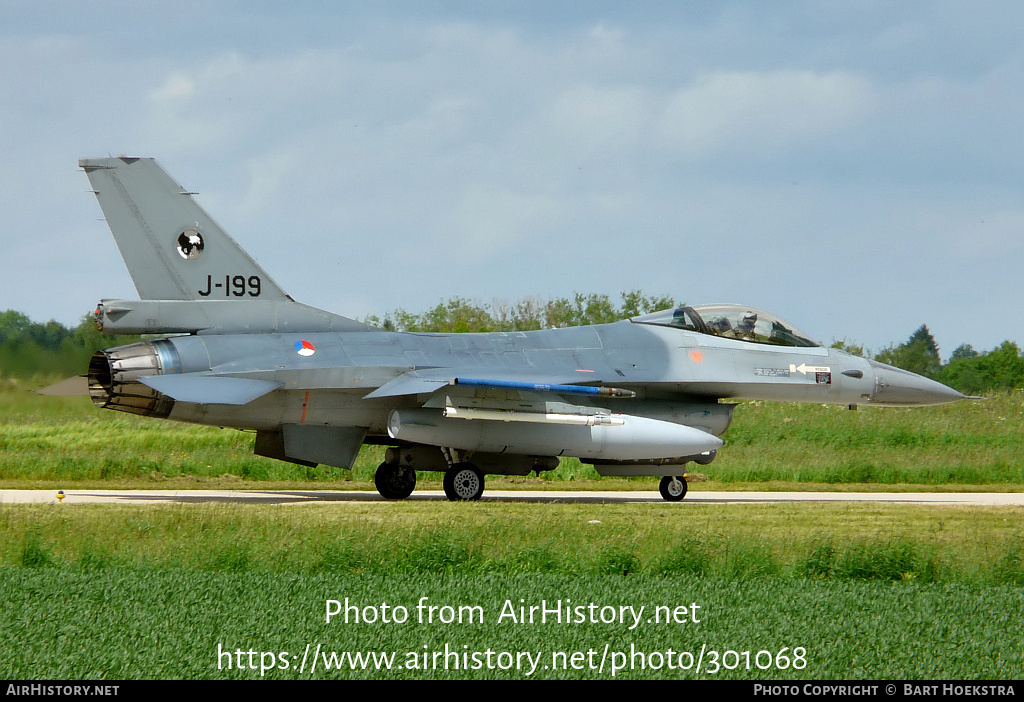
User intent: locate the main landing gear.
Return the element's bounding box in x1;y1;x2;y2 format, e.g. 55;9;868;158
373;459;486;501
442;463;485;501
374;462;417;500
375;452;696;503
659;475;688;502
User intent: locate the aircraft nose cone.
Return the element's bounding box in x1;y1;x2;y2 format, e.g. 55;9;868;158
867;360;967;406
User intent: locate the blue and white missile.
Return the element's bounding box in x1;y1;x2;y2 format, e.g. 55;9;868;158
453;377;636;398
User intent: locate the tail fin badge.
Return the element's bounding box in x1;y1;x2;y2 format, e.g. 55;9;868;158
295;340;316;357
176;229;205;260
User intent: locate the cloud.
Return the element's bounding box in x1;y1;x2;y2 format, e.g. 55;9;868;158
657;70;875;159
544;83;650;154
149;72;196;102
3;3;1023;357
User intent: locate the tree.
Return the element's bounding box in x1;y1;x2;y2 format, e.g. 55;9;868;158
875;324;941;377
936;341;1024;394
981;341;1024;390
619;290;676;319
949;343;978;361
830;338;866;357
907;324;940;359
374;291;677;333
0;310;143;379
0;310;32;343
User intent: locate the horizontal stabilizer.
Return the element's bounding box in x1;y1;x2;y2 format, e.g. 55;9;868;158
139;374;281;405
96;298;372;335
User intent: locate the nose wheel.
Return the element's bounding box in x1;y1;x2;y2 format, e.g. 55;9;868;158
443;463;485;501
659;475;688;501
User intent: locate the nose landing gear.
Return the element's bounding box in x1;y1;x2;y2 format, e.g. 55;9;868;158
659;475;688;501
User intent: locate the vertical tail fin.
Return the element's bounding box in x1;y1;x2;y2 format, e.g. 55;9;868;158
80;157;291;302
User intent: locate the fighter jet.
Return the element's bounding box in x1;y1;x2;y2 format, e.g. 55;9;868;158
81;157;968;501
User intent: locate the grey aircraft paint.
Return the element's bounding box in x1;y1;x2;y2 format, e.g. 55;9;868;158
81;157;968;502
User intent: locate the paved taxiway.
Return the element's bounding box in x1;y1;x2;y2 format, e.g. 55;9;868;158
2;489;1022;506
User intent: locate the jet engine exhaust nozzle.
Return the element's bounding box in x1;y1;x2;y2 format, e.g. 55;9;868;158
87;340;179;418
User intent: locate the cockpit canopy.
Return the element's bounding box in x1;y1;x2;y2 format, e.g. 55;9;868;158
631;304;820;348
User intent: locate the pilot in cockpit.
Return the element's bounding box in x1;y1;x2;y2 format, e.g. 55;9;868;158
707;316;731;336
736;312;758;340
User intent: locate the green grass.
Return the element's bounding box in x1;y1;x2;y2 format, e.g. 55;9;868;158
3;499;1024;679
3;501;1022;584
3;568;1022;679
3;382;1023;680
2;387;1023;490
715;394;1024;486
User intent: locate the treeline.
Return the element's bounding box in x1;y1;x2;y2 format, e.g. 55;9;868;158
4;296;1022;395
0;310;131;379
869;324;1024;395
365;291;677;332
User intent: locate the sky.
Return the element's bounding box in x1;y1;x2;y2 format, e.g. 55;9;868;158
2;0;1022;359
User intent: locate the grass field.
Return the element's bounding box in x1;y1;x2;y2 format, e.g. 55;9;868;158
2;501;1023;679
4;501;1024;583
5;567;1023;679
2;384;1022;679
3;385;1023;490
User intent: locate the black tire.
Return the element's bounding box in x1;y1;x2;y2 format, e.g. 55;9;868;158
443;463;484;501
659;475;688;501
374;462;417;500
